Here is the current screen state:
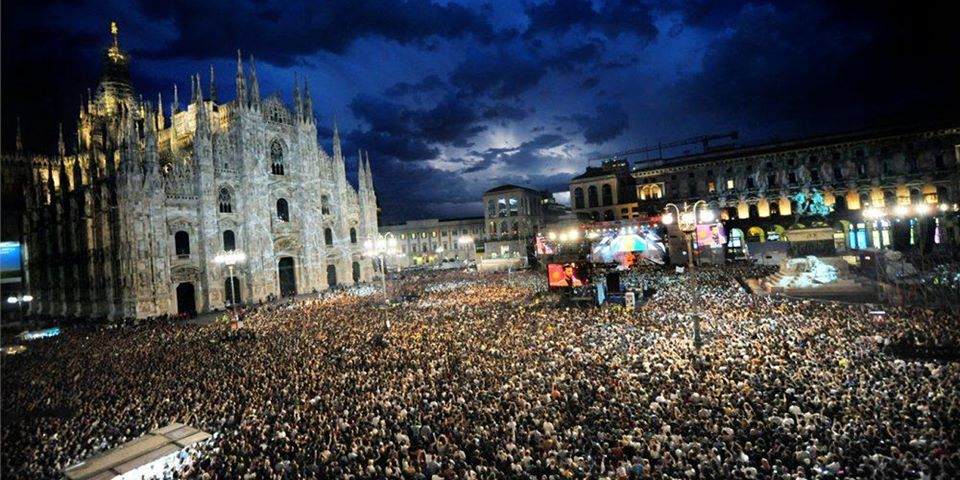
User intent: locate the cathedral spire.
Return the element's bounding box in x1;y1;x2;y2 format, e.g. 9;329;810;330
303;80;313;123
365;150;374;190
293;73;303;120
157;92;165;129
194;74;203;105
110;20;120;50
172;83;180;113
235;50;247;108
357;149;367;189
209;64;217;103
194;74;210;137
57;123;66;158
332;121;342;161
249;55;261;110
190;75;197;104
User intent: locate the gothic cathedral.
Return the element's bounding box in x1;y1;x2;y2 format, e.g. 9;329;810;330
19;24;380;319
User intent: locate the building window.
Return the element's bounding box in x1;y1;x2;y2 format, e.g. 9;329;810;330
747;177;756;189
726;178;735;190
603;209;614;221
487;199;496;217
276;198;290;222
588;185;599;207
788;172;798;184
350;228;357;244
573;187;584;209
497;198;507;217
321;195;331;215
270;140;285;175
708;181;716;193
218;187;233;213
601;184;613;206
175;231;190;256
324;228;333;246
223;230;236;251
832;165;844;181
508;197;519;216
810;169;820;183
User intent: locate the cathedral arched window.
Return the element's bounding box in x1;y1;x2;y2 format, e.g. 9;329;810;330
270;140;285;175
321;194;331;215
588;185;599;208
175;231;190;256
223;230;236;251
350;228;357;244
276;198;289;222
573;187;584;209
218;187;233;213
324;228;334;246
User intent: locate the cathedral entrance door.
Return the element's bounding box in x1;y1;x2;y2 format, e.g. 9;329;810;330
278;257;297;297
175;282;196;317
327;264;338;288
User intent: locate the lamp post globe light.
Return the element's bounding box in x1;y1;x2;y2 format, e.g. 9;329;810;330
662;200;710;269
213;250;246;321
6;294;33;319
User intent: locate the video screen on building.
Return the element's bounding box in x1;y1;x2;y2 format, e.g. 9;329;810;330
695;223;727;249
547;263;588;288
0;242;22;281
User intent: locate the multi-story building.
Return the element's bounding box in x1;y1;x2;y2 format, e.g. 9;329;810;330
380;217;484;268
482;184;565;239
480;185;566;267
626;124;959;254
569;158;638;221
6;24;379;319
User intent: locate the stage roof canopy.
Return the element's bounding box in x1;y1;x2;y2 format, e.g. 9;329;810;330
63;423;210;480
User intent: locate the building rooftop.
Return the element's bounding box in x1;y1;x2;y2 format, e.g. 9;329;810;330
484;184;543;195
631;122;959;172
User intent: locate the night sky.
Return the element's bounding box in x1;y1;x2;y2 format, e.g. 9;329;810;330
3;0;958;222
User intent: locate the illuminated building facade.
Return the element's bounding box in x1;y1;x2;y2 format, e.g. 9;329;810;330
569;158;638;221
626;124;960;254
380;217;485;268
12;24;379;319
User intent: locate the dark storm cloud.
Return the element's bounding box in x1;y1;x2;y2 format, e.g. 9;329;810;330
543;40;605;73
524;0;658;40
481;104;530;122
135;0;495;65
450;48;548;99
349;93;488;160
567;103;629;144
465;133;570;174
674;1;960;135
3;0;958;222
384;74;447;97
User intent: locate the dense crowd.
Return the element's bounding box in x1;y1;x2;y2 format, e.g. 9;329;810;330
2;266;958;479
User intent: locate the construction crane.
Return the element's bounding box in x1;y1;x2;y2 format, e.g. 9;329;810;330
587;131;739;165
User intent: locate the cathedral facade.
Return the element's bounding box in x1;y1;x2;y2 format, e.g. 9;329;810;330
17;25;379;319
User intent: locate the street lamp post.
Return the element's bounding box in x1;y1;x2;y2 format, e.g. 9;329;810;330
6;294;33;320
662;200;711;269
213;250;247;322
364;232;398;302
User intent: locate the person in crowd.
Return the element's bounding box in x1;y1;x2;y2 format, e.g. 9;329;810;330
2;266;957;479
